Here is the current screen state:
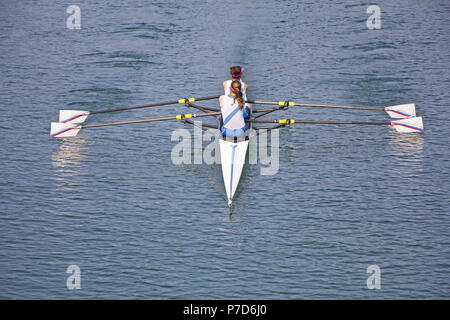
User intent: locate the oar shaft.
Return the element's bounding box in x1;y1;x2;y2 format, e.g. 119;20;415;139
246;100;383;111
83;112;221;129
91;95;221;115
250;119;389;125
83;117;178;128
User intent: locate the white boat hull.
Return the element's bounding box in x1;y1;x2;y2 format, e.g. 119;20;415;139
219;138;249;206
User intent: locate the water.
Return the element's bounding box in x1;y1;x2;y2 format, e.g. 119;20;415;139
0;0;449;299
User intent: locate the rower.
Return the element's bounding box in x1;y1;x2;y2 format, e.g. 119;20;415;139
223;66;248;101
222;66;250;121
220;80;249;138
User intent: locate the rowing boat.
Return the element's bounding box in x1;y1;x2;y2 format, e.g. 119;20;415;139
219;137;249;206
50;94;424;206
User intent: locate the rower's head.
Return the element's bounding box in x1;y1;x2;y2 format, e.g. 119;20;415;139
230;66;244;79
230;80;244;109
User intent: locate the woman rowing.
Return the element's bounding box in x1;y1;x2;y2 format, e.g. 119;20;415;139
219;80;249;138
223;66;248;100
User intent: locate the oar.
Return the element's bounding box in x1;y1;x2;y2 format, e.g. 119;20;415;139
58;95;221;124
51;112;221;138
247;100;416;119
249;117;424;133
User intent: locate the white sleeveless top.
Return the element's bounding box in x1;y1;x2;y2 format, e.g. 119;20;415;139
224;79;248;107
221;95;245;130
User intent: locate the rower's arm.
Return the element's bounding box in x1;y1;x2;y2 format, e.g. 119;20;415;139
222;81;228;91
244;83;248;93
219;96;224;107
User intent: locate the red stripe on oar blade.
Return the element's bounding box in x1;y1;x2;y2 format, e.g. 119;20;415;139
62;113;86;123
51;125;80;137
385;109;413;117
391;122;423;132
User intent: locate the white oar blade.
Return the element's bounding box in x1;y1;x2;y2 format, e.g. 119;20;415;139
384;104;416;118
391;117;423;133
50;122;81;138
59;110;89;123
